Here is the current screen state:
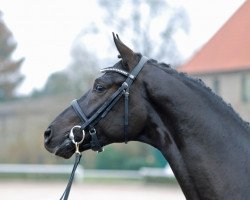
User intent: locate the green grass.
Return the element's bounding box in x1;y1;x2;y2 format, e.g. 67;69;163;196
142;176;178;184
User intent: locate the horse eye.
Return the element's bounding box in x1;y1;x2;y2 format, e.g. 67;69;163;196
94;84;106;93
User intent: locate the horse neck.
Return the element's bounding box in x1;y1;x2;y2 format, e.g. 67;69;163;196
140;64;250;200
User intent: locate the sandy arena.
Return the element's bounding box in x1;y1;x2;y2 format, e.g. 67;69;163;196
0;181;185;200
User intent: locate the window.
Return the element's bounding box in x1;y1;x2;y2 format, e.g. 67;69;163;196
213;77;220;94
241;74;250;103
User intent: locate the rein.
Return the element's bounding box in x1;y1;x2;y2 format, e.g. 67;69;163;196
59;56;148;200
59;126;85;200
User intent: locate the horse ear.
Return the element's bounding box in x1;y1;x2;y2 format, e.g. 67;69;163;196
112;33;139;70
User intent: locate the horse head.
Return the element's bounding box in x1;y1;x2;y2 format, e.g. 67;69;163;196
44;34;151;158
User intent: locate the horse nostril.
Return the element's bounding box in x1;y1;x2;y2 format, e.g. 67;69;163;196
44;127;52;143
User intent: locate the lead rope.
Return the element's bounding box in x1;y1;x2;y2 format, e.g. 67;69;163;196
60;126;85;200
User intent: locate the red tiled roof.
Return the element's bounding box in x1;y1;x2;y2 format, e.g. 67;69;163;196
179;1;250;74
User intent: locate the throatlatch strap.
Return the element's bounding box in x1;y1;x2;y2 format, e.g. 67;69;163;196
60;153;82;200
124;89;129;143
122;56;148;143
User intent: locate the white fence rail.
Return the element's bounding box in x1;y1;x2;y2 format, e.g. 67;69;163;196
0;164;174;180
85;169;141;179
0;164;84;182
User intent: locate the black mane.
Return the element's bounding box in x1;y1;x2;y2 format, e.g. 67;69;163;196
149;59;250;130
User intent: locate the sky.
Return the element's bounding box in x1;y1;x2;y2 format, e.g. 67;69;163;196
0;0;245;95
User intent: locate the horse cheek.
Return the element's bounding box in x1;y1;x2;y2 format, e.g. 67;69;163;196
129;105;147;137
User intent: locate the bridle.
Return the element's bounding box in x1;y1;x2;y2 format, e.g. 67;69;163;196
70;56;148;152
59;56;148;200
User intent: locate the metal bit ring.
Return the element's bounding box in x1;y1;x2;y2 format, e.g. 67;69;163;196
69;125;85;145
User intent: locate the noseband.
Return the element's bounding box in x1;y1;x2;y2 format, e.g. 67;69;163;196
70;56;148;152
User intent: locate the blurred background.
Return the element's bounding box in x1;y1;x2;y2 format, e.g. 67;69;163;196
0;0;248;199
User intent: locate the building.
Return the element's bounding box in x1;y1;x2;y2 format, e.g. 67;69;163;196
179;1;250;122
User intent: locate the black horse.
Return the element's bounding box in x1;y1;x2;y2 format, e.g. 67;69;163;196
44;34;250;200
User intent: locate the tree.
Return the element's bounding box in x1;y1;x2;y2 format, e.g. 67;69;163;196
0;12;24;100
66;42;99;95
35;43;98;97
96;0;189;65
41;71;71;95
